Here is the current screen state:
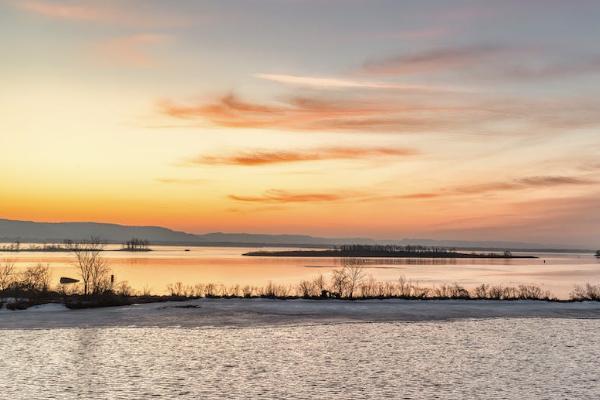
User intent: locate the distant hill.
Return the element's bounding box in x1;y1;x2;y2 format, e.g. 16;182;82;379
0;218;372;247
0;218;585;251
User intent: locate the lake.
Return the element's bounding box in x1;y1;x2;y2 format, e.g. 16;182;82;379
1;317;599;399
2;245;599;299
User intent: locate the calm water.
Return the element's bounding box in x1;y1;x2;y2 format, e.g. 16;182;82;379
1;319;599;399
2;245;599;298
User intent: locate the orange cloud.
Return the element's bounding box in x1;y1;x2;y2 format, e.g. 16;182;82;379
397;175;597;199
160;90;600;134
159;93;475;133
396;193;441;199
229;190;349;203
189;146;418;166
156;178;207;185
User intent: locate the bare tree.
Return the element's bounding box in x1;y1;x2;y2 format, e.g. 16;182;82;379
298;280;315;297
20;264;51;293
67;238;111;295
0;263;15;292
342;258;366;299
312;274;327;296
330;269;349;298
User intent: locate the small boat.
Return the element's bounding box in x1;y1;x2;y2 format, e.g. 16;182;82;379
59;277;80;284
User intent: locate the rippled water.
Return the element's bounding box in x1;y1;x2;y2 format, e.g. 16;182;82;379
1;319;599;399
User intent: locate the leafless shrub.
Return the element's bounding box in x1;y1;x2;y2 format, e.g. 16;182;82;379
409;283;430;299
167;281;186;297
229;284;241;297
570;284;600;301
20;264;51;293
115;281;133;297
473;284;489;299
359;276;378;298
242;285;253;298
341;259;365;299
262;281;290;297
330;269;349;298
140;284;152;297
67;238;111;295
298;280;315;298
0;263;15;292
312;274;327;296
205;283;218;297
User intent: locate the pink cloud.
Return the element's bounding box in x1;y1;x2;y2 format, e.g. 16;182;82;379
94;34;171;67
15;0;190;27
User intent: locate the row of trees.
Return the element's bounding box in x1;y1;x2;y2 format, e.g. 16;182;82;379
122;238;150;251
337;244;459;255
165;260;555;301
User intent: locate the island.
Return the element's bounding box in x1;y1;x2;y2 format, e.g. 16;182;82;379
243;245;538;259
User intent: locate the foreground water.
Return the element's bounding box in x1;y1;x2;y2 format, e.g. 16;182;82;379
2;245;599;298
1;317;599;399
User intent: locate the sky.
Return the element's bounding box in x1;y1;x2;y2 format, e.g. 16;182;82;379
1;0;600;247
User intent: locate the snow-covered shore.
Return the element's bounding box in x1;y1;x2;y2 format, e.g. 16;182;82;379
2;298;600;329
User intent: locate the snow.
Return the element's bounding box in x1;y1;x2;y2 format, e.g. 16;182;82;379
1;298;599;329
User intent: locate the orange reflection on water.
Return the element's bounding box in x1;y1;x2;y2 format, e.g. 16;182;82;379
2;246;599;298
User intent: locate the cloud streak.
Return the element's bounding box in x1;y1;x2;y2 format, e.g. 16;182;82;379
15;0;189;27
254;73;466;92
229;175;596;206
362;44;600;81
392;176;597;200
362;44;506;75
189;146;418;166
156;178;207;185
229;190;350;203
17;0;109;21
159;93;487;133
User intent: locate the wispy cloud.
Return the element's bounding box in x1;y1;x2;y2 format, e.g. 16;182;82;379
156;178;207;185
17;0;109;21
159;93;484;133
362;44;506;75
493;56;600;80
14;0;190;27
397;175;597;199
94;34;172;67
363;43;600;81
254;73;466;92
160;91;600;134
188;146;418;166
229;189;351;203
455;176;595;195
228;175;595;206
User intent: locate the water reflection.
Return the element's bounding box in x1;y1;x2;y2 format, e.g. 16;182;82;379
1;246;599;298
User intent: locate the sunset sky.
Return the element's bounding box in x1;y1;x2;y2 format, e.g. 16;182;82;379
1;0;600;247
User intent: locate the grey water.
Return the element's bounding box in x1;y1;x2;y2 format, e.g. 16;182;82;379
1;318;599;399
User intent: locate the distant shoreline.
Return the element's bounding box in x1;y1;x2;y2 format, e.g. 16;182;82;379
244;249;538;259
0;249;152;253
